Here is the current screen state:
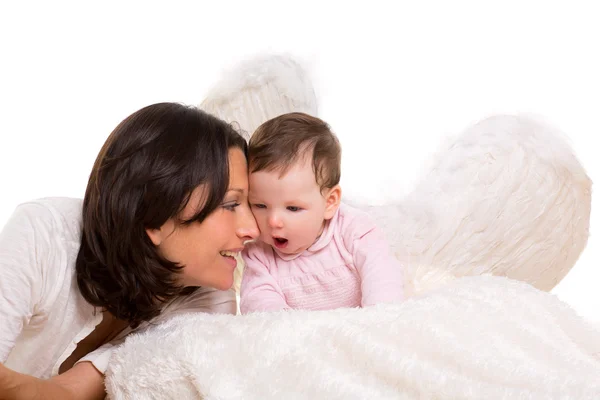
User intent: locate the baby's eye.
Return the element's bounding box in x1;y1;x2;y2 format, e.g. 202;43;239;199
253;203;267;209
287;206;301;212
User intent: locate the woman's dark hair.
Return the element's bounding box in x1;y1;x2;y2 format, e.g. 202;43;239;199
76;102;247;327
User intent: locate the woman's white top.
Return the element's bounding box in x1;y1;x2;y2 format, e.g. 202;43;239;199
0;197;236;378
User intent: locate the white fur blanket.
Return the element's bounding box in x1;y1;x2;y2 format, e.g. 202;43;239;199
105;276;600;399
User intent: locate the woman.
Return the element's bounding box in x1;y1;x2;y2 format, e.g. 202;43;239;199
0;102;259;399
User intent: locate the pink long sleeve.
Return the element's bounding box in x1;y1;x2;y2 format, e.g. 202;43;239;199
349;225;405;307
240;244;289;314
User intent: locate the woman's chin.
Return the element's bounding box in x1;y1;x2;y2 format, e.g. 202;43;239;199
212;276;234;291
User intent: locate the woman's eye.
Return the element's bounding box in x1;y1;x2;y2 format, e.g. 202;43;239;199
223;202;241;211
287;206;300;212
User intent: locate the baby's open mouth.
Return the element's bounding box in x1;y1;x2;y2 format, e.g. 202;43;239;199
273;237;288;248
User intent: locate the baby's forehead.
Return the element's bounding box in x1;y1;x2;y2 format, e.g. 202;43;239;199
250;148;314;174
263;166;316;182
252;157;317;181
249;165;321;197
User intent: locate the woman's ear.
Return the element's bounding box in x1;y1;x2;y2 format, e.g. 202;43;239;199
146;228;163;246
145;219;175;246
323;185;342;220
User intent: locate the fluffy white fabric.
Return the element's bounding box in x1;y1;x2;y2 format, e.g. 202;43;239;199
104;54;596;398
105;276;600;399
358;113;592;296
199;53;592;297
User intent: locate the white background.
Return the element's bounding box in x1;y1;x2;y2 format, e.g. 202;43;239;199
1;1;598;323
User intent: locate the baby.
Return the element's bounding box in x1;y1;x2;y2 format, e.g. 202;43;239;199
240;112;404;313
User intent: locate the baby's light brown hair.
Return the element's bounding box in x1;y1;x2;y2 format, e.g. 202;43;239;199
248;112;341;192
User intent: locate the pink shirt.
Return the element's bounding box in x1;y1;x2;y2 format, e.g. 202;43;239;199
240;203;404;313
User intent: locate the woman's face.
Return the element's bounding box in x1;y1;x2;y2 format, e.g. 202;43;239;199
147;148;259;290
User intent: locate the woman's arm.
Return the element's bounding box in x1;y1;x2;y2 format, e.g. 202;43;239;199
0;362;105;400
0;204;47;361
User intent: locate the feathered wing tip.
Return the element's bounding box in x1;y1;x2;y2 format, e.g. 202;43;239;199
200;53;319;138
365;114;592;296
201;55;591;300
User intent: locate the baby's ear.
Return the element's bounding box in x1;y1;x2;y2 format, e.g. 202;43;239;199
323;185;342;220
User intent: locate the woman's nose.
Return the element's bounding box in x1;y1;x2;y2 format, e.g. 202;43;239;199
237;207;259;240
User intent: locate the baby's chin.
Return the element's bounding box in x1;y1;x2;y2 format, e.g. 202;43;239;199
272;243;310;256
259;235;315;256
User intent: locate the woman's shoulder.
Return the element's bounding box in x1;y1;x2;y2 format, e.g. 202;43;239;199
10;197;83;241
0;198;87;330
18;197;83;219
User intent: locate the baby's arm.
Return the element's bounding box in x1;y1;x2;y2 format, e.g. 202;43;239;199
346;213;405;307
239;246;289;314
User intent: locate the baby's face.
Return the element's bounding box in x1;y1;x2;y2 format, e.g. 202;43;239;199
248;158;329;256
